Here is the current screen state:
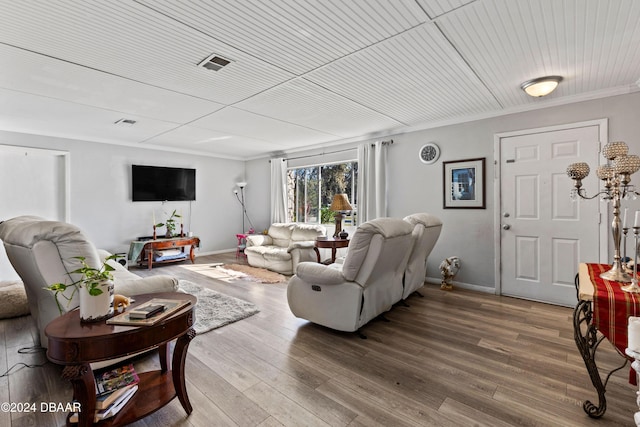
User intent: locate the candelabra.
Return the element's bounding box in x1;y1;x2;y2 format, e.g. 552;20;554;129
567;141;640;283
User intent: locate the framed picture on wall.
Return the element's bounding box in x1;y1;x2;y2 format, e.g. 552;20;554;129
443;158;486;209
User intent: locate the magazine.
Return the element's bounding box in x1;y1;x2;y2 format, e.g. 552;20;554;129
106;298;192;326
94;363;139;396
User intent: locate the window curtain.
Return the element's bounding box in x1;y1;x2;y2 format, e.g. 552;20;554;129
270;157;288;224
357;141;388;223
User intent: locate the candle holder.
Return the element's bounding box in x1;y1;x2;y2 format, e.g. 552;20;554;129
622;227;640;293
153;224;157;240
567;141;640;283
624;227;630;271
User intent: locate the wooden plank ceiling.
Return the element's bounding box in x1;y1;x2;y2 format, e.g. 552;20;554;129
0;0;638;159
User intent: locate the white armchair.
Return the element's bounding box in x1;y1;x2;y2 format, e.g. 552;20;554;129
287;218;414;333
402;213;443;300
0;216;178;348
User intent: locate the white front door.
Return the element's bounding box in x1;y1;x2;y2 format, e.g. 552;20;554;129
499;122;603;306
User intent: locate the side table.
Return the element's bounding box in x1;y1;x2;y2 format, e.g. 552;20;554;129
314;238;349;264
236;233;248;259
45;292;197;427
574;263;640;418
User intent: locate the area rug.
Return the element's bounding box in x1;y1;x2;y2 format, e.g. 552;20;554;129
178;281;259;334
179;263;287;284
218;264;287;283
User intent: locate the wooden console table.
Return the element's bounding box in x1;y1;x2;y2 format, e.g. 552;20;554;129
574;263;640;418
45;291;196;427
129;236;200;270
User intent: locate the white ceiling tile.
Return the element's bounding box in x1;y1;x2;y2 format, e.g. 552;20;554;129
234;78;404;137
439;0;640;107
306;23;501;125
0;88;178;144
0;44;224;123
190;107;337;148
137;0;429;75
0;0;294;104
415;0;477;19
144;125;288;158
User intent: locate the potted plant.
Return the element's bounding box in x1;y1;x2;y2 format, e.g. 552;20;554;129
155;209;181;238
45;255;116;322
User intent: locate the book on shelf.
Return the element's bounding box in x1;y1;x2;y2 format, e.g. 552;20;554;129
94;363;139;396
69;384;138;423
106;298;192;326
95;383;136;410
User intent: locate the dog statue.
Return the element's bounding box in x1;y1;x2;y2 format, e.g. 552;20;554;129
440;256;460;291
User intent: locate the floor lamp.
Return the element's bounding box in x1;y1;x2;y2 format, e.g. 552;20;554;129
234;182;255;233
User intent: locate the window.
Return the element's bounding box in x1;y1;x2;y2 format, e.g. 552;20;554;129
287;161;358;225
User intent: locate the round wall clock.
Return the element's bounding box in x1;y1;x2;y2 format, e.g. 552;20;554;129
419;143;440;164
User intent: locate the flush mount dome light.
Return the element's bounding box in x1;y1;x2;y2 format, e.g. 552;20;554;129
520;75;563;97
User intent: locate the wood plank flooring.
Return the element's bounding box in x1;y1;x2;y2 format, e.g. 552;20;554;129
1;252;637;426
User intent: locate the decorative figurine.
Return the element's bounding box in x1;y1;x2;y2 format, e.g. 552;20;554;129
440;256;460;291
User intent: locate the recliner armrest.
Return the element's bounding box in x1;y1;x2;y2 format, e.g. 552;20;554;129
295;262;345;285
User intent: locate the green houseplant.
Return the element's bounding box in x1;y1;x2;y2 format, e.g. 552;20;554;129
155;209;182;238
45;255;117;322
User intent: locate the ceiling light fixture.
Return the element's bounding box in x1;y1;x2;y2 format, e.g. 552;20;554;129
520;75;563;97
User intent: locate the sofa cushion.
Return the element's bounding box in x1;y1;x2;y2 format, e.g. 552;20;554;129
291;223;326;241
268;223;294;247
245;245;292;262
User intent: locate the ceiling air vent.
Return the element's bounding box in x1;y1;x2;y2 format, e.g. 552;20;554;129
114;118;136;125
198;54;232;71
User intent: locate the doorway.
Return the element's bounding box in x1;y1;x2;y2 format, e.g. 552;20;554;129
495;120;607;306
0;144;69;280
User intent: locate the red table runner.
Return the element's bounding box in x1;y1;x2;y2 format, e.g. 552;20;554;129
587;263;640;384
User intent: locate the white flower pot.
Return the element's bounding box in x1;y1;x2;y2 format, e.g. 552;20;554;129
79;280;114;322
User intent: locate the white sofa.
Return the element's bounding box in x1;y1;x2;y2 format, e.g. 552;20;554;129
287;217;414;333
402;213;443;300
0;216;179;348
245;223;326;275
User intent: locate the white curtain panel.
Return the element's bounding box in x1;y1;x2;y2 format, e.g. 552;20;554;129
270;158;288;223
357;141;388;222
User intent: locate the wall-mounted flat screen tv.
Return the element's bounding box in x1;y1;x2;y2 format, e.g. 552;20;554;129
132;165;196;202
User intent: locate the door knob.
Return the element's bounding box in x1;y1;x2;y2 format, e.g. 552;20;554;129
502;224;511;230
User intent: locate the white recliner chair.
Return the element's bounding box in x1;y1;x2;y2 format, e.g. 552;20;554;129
0;216;179;348
402;213;443;300
287;217;414;334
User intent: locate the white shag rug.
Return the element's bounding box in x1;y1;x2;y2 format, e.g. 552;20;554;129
178;281;259;335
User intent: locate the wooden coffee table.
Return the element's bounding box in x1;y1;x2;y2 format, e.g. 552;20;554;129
314;237;349;264
45;292;197;427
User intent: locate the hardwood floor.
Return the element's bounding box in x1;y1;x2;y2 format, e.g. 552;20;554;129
1;253;637;426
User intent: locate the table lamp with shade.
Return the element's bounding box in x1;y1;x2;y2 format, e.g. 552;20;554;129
330;194;353;238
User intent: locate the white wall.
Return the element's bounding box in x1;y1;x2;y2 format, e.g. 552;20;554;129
246;92;640;291
0;130;246;260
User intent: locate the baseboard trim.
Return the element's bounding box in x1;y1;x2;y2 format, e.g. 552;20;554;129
425;277;496;294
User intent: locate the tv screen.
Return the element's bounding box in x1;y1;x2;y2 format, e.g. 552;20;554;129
132;165;196;202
